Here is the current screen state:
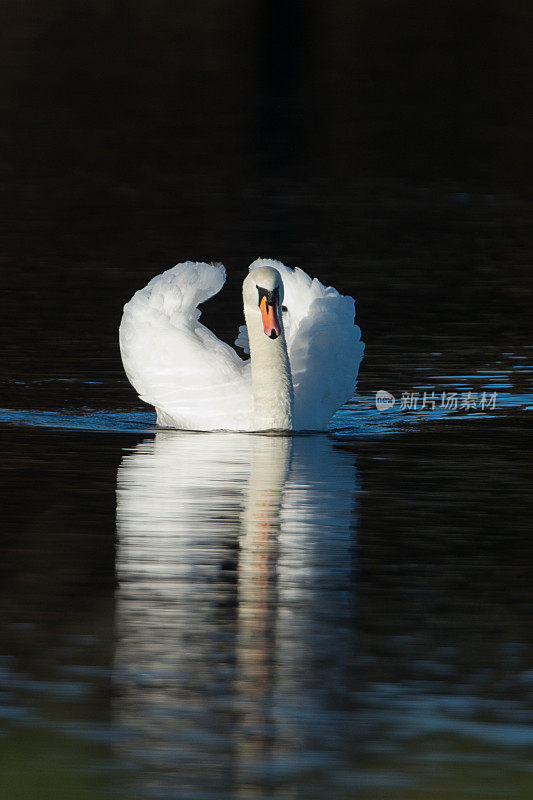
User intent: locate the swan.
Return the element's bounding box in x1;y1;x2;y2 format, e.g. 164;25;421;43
119;258;364;431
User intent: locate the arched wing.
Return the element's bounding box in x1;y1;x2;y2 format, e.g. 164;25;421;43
239;259;364;430
120;262;252;430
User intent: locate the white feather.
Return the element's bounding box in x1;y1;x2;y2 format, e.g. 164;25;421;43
119;262;252;431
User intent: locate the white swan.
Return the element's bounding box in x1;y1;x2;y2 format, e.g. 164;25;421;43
119;258;364;431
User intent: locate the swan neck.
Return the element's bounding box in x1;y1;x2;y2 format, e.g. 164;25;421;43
244;310;294;431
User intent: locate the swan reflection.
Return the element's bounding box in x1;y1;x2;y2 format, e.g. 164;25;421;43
115;432;358;798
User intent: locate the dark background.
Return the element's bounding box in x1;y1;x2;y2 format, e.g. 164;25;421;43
2;0;533;411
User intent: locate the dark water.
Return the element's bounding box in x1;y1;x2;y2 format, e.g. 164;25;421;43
1;2;533;798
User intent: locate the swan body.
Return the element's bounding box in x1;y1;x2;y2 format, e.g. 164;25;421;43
119;258;364;431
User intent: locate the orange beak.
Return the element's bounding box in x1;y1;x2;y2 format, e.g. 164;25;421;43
259;295;282;339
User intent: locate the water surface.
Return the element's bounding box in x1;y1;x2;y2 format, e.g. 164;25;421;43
1;387;532;799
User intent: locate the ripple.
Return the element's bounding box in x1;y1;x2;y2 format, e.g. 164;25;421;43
0;407;155;433
1;351;532;437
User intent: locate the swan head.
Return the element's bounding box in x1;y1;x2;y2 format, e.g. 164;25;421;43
243;267;285;340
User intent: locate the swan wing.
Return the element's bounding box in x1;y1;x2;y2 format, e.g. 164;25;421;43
244;258;364;430
119;262;252;430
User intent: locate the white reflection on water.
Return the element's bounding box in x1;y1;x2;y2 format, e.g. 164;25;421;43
115;432;358;798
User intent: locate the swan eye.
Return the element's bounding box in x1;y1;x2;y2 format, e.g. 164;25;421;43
282;305;287;313
257;285;280;308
